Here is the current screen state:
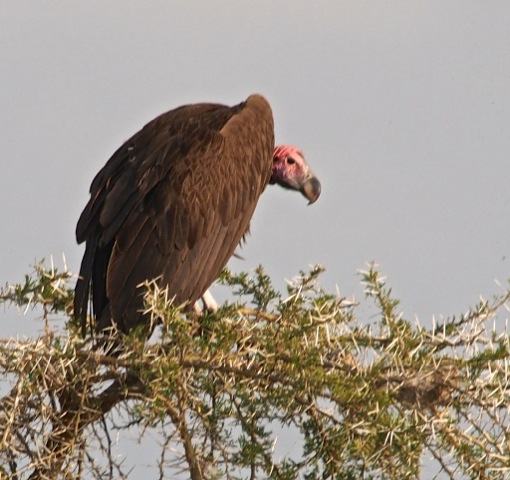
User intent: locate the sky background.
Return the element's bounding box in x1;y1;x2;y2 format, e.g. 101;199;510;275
1;1;510;476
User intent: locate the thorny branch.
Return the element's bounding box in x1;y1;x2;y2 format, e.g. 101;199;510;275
0;262;510;479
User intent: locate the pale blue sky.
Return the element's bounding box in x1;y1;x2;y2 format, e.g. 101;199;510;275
1;1;510;475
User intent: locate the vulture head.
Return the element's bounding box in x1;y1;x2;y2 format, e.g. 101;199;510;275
271;145;321;204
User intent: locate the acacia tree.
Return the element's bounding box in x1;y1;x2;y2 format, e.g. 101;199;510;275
1;260;510;479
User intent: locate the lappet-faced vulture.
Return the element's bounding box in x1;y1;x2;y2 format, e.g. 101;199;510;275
74;94;321;336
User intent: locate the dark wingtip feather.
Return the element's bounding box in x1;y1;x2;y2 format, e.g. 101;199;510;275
74;236;98;336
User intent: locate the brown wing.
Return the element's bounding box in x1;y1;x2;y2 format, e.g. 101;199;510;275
74;94;274;334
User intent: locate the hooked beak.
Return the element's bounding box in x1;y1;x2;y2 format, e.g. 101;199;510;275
300;174;321;205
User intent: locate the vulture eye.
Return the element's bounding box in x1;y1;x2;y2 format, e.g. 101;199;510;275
286;157;296;165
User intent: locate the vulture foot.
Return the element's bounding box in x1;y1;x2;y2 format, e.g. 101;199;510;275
193;289;218;314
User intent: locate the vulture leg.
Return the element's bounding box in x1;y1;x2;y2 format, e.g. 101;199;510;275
193;289;218;314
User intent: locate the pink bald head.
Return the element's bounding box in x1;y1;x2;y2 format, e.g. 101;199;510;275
270;145;321;204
